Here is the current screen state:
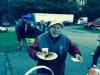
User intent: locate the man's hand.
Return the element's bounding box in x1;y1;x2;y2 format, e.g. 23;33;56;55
75;54;83;62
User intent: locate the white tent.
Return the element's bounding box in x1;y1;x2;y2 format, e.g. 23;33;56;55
35;13;74;22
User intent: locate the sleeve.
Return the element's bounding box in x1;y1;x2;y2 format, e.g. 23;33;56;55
68;38;81;57
28;38;39;61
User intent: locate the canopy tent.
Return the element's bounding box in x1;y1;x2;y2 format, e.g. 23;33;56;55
22;13;35;22
35;13;74;22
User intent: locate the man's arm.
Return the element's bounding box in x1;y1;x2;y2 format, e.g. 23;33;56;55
68;39;81;56
68;39;83;62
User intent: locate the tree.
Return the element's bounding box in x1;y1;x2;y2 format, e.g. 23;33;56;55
86;0;100;20
0;0;100;25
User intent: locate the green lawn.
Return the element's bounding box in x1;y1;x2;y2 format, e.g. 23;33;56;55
0;25;100;53
0;31;17;53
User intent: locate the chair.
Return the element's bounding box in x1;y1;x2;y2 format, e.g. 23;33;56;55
25;65;54;75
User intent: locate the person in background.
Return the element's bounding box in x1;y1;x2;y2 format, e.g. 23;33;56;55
26;21;42;39
90;35;100;68
15;18;27;50
25;21;42;46
40;20;47;33
28;21;83;75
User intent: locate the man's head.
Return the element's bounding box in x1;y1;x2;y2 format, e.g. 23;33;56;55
49;22;63;38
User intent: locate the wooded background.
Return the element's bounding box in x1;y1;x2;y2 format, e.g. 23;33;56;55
0;0;100;25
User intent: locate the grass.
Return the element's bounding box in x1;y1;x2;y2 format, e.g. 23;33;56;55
0;31;17;53
0;25;100;53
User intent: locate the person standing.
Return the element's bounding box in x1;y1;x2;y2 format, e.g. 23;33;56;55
28;21;83;75
90;35;100;68
15;18;27;50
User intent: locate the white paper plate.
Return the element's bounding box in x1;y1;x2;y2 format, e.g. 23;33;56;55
36;52;58;60
71;58;80;62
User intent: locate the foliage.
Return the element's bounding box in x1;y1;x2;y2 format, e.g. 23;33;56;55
87;0;100;19
0;0;100;25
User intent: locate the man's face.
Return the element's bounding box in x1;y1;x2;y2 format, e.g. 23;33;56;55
50;24;62;38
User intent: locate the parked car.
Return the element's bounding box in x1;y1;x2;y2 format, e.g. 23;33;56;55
77;17;88;25
84;18;100;29
0;27;8;32
62;21;72;26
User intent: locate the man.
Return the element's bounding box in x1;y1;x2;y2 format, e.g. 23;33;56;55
28;21;83;75
15;18;27;50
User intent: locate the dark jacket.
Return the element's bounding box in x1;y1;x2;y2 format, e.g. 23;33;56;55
26;26;42;38
28;31;81;75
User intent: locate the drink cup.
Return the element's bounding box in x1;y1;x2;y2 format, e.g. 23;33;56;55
42;48;48;56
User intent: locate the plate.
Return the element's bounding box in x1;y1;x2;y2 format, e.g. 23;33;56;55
71;58;80;62
36;52;58;60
